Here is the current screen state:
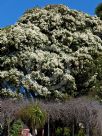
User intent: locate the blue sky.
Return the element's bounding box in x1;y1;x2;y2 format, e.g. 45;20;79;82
0;0;102;28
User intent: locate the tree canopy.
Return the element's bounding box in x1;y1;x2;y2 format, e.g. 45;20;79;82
1;5;102;100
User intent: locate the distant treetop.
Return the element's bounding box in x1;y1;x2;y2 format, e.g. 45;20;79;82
95;3;102;19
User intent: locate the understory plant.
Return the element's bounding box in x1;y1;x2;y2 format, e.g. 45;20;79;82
18;102;46;135
77;128;85;136
63;127;71;136
10;119;23;136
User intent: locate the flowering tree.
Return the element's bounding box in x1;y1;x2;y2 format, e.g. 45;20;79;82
1;5;102;99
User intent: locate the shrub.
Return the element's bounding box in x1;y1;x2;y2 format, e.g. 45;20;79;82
77;129;85;136
63;127;71;136
18;102;46;135
10;119;23;136
55;127;63;136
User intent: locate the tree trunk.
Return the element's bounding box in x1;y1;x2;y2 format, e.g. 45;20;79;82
3;118;8;136
48;115;50;136
42;128;44;136
72;122;74;136
86;123;90;136
8;123;10;136
7;117;10;136
32;127;36;136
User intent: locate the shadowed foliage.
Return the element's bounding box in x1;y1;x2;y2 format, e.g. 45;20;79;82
0;97;102;136
95;3;102;19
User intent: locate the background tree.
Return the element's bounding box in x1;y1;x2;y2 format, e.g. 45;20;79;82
95;3;102;19
10;119;23;136
0;99;20;136
1;98;102;136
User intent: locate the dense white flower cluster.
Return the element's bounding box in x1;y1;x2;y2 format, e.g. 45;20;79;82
0;88;22;98
1;4;102;98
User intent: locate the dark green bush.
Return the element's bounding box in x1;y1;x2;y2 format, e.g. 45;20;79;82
63;127;71;136
55;127;71;136
95;3;102;19
55;127;63;136
10;119;23;136
77;128;85;136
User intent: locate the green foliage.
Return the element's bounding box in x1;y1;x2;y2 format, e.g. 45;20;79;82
18;103;46;132
63;127;71;136
88;54;102;99
10;119;23;136
77;129;85;136
0;25;11;31
95;3;102;19
55;127;71;136
55;127;63;136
